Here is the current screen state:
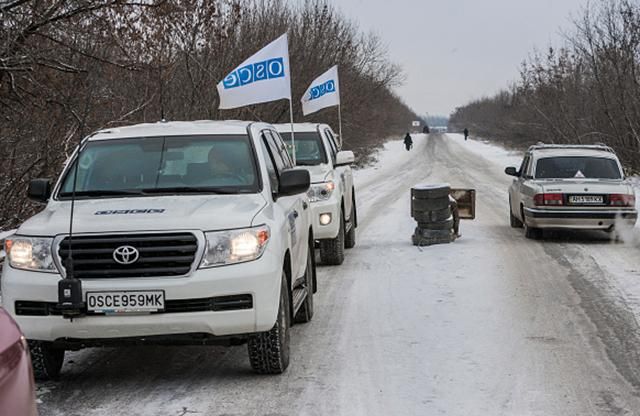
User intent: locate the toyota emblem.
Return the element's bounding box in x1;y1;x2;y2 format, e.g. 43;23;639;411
113;245;140;265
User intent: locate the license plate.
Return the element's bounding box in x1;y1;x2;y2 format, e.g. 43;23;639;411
569;195;603;205
87;291;165;314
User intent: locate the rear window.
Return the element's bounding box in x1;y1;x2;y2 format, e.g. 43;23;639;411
534;156;622;179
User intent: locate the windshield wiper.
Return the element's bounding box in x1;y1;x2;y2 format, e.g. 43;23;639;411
141;186;247;195
59;190;145;198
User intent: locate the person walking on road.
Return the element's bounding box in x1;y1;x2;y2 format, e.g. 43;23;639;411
463;128;469;141
404;132;413;151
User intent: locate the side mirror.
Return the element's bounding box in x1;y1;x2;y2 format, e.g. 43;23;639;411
28;179;52;203
335;150;355;167
279;169;310;197
504;167;518;177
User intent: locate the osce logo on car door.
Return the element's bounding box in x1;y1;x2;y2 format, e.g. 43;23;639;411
223;57;286;89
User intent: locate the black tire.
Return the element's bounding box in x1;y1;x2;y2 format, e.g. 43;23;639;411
417;218;454;230
413;207;452;223
345;200;357;249
414;227;452;238
29;340;65;381
248;273;291;374
411;184;451;199
522;207;542;239
319;211;345;265
411;197;450;213
295;240;315;324
509;200;523;228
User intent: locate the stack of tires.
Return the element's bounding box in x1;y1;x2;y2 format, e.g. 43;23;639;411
411;184;454;246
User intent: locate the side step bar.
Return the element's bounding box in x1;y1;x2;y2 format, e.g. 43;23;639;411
292;286;308;315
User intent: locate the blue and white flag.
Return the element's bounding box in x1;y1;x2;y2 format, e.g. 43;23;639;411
217;34;291;109
301;65;340;116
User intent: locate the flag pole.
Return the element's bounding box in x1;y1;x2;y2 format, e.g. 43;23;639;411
338;104;343;149
289;98;296;165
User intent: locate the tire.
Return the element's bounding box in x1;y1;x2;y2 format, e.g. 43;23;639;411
413;207;451;223
345;200;357;249
29;340;65;381
294;240;315;324
414;227;452;239
522;207;542;239
319;211;345;265
411;197;450;213
248;273;291;374
417;218;454;230
509;200;523;228
411;184;451;199
412;228;453;246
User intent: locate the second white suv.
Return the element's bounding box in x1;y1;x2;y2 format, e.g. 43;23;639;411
2;120;316;378
276;123;357;265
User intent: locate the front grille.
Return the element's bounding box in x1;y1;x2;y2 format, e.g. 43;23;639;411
58;233;198;278
15;295;253;316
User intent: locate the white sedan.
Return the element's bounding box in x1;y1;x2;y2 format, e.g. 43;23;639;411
506;144;637;239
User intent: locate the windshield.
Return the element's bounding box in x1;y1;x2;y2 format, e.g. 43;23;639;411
279;132;328;165
534;156;622;180
58;135;260;198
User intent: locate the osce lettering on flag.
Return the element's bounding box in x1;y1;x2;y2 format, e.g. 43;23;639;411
301;66;340;116
217;34;291;109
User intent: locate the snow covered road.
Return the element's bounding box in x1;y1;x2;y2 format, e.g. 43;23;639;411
38;134;640;415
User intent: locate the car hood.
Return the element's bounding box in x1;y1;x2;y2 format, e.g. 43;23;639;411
17;194;268;236
298;164;332;183
537;179;634;195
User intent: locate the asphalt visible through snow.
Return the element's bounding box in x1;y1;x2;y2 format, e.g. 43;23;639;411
37;134;640;416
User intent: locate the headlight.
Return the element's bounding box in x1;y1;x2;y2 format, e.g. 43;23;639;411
308;181;335;202
6;236;57;272
200;225;270;268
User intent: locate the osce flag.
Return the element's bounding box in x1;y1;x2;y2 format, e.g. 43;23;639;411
217;34;291;109
301;65;340;116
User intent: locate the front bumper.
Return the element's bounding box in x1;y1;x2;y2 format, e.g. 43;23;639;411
523;207;638;229
311;198;341;240
1;254;282;342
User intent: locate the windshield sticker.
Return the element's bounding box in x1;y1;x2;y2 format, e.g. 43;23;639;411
574;170;585;178
95;209;165;215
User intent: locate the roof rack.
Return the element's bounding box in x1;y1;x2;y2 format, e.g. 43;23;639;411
527;142;615;153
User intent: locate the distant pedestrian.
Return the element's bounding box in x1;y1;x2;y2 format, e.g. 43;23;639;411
463;128;469;141
404;132;413;151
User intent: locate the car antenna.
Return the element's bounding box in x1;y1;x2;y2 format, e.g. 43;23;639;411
57;93;98;321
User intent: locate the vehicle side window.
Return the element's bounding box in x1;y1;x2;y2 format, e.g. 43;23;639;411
260;133;279;195
268;130;294;168
322;129;338;164
263;131;287;174
519;155;530;178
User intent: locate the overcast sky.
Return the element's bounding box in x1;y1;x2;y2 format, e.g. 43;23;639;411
334;0;589;117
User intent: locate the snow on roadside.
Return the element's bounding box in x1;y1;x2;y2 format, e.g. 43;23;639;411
447;133;522;168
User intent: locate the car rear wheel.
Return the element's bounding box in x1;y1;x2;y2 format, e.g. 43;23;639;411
509;199;523;228
29;340;65;381
522;206;542;239
294;239;315;324
248;272;291;374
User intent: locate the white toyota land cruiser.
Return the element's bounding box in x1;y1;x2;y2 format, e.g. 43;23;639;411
2;120;316;378
275;123;357;265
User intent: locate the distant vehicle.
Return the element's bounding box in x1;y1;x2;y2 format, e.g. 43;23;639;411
0;307;38;416
505;143;638;239
2;120;316;378
275;123;357;265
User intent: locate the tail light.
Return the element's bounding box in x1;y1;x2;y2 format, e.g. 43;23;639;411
533;193;564;206
609;194;635;207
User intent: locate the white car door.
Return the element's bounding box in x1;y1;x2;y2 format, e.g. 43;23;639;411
510;153;531;219
263;130;307;280
321;127;353;219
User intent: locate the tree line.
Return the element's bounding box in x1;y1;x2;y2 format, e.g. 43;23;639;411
0;0;417;230
449;0;640;173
